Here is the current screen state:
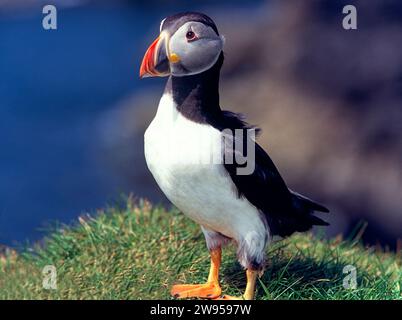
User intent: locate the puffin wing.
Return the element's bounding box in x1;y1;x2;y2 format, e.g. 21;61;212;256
218;111;329;237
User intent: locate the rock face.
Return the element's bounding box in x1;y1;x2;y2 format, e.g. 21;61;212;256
101;1;402;247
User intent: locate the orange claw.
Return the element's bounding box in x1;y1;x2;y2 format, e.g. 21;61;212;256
171;282;221;299
171;247;222;299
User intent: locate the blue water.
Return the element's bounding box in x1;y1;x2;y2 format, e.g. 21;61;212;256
0;3;264;246
0;5;152;245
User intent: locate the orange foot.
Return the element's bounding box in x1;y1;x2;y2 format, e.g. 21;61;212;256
171;282;221;299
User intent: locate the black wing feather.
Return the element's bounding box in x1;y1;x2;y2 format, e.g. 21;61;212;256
215;111;329;237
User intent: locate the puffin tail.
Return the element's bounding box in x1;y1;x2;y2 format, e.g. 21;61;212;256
290;190;329;213
290;190;330;226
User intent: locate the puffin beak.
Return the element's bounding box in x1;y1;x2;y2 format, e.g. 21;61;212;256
140;32;172;78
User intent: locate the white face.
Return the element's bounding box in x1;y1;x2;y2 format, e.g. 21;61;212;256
168;21;225;77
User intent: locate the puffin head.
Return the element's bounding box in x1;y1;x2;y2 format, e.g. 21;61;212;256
139;12;224;78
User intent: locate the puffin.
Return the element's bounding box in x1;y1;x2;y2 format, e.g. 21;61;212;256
140;12;329;300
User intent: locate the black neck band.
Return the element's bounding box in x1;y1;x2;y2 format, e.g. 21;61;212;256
164;52;224;124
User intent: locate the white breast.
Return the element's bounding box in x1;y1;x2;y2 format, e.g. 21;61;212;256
144;93;267;242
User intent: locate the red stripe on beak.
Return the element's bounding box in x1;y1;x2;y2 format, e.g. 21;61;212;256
139;36;161;78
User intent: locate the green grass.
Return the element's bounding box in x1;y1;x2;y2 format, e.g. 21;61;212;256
0;197;400;300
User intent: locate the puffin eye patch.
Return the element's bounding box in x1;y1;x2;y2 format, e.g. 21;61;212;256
186;30;197;41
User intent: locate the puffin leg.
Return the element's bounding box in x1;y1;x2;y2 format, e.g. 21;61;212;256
214;269;258;300
170;247;222;299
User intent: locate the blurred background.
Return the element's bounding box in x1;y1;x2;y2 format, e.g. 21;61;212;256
0;0;401;249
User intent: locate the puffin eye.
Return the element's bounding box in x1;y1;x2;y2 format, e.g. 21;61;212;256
185;30;197;41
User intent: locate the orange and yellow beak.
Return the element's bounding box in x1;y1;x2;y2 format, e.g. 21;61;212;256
139;32;181;78
139;35;165;78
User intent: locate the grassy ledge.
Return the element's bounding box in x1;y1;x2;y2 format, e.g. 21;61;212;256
0;198;400;300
